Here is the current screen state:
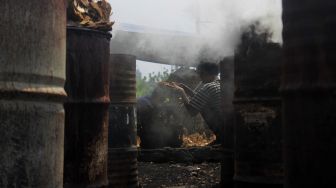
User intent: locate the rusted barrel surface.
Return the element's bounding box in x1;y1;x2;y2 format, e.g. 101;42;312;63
282;1;336;187
108;54;138;187
109;54;137;105
220;57;235;188
234;42;283;188
0;1;66;187
64;27;111;188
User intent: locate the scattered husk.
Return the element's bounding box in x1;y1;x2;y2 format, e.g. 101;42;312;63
68;0;114;31
182;132;216;147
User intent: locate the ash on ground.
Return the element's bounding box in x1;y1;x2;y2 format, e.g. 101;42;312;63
138;162;221;188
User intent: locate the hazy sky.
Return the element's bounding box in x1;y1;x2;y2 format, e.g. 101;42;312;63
110;0;194;77
110;0;197;33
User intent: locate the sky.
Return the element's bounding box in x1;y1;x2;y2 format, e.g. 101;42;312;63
108;0;282;78
110;0;197;33
136;60;174;78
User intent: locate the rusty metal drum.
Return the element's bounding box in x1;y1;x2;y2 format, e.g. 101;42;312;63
108;54;138;187
0;1;66;187
234;42;283;188
220;57;235;188
282;1;336;187
64;27;111;188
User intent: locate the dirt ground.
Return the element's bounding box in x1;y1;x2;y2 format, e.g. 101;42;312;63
138;162;221;188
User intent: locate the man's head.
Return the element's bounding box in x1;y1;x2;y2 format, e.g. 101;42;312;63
197;62;219;83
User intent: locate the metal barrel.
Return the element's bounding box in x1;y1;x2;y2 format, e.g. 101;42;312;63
108;54;139;187
282;1;336;187
64;27;111;188
0;1;66;187
220;57;235;188
234;42;283;188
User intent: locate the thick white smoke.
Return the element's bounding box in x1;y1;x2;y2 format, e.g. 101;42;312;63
196;0;282;60
109;0;282;64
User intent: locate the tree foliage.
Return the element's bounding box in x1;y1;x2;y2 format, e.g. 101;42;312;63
136;68;172;98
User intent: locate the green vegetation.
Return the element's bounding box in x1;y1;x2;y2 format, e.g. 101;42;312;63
136;68;172;98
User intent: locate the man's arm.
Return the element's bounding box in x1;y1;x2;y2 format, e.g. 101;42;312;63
177;83;195;97
178;88;199;116
172;83;211;117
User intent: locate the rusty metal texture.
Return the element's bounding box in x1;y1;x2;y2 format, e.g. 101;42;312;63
108;148;139;188
108;105;137;148
65;27;111;102
64;26;111;188
282;1;336;187
107;106;138;187
234;99;283;187
235;43;281;98
108;54;139;187
109;54;136;104
234;43;283;187
219;57;235;188
0;1;66;188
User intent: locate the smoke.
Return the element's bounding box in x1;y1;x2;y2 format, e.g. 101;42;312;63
196;0;282;61
109;0;282;65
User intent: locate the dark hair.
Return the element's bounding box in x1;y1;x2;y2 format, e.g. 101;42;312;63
197;62;219;75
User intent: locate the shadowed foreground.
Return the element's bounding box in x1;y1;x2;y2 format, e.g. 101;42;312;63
138;162;220;188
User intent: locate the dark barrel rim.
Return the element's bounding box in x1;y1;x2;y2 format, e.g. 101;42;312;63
108;147;138;153
67;26;112;39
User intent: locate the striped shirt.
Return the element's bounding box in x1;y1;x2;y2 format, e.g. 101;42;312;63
189;80;222;129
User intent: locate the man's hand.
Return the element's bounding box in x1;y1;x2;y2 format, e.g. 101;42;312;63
170;82;185;92
159;82;184;93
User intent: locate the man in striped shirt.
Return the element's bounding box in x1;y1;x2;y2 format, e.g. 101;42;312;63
170;62;223;145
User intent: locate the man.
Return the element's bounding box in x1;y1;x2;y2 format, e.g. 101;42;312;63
170;62;223;144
